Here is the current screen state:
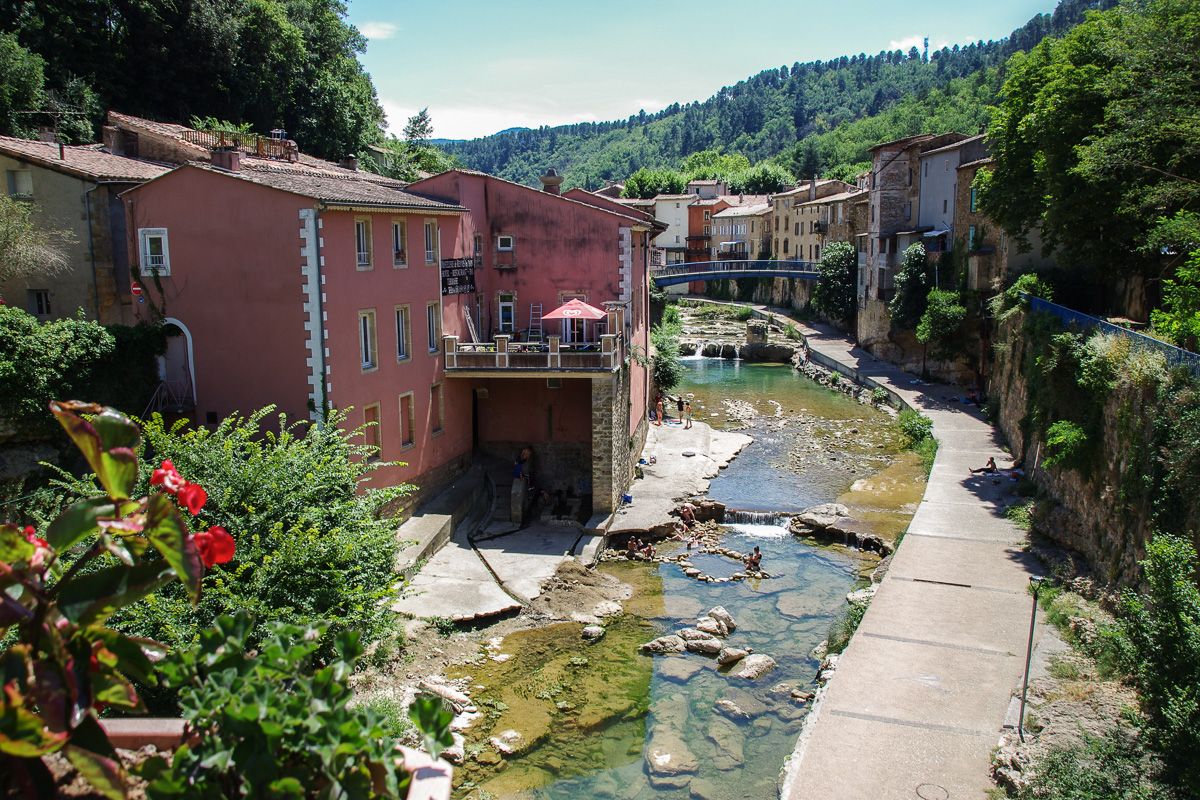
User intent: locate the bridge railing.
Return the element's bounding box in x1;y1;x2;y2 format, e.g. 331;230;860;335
651;259;819;279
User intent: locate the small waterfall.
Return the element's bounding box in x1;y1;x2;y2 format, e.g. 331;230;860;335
725;509;793;527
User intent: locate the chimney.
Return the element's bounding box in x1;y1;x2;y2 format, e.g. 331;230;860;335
539;168;564;195
38;128;56;143
102;125;122;155
809;177;817;201
212;147;241;172
339;155;359;172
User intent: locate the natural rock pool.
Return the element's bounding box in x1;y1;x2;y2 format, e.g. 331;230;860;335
451;357;924;799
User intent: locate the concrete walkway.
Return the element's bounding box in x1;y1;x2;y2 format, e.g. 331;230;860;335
606;418;751;538
771;318;1044;800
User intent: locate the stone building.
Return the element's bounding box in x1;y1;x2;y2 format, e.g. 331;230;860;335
0;136;168;324
770;179;852;260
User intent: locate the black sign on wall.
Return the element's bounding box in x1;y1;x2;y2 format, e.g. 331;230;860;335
440;257;477;296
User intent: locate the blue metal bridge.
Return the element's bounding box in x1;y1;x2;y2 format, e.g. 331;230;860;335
650;259;819;287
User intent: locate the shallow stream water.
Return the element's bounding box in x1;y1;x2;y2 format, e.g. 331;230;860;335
451;359;923;799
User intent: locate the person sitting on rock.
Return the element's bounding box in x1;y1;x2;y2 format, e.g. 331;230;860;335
678;502;697;528
626;537;640;559
640;541;657;559
744;546;762;571
970;457;998;475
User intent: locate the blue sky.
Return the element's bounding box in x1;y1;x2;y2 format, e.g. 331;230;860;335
347;0;1057;141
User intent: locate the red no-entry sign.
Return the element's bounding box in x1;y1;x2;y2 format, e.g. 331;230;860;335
131;281;143;296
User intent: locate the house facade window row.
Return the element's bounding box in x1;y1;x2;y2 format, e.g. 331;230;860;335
359;303;441;370
351;217;441;270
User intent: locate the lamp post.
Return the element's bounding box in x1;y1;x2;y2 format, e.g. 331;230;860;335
1018;575;1045;743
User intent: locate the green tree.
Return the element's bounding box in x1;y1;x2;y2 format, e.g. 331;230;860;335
404;107;434;144
811;241;857;325
1151;253;1200;351
680;148;751;182
622;167;687;199
0;32;45;138
729;162;795;194
1118;534;1200;793
889;242;931;327
916;288;967;376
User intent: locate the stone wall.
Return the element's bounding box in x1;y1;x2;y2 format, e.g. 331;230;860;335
990;314;1161;586
858;298;975;385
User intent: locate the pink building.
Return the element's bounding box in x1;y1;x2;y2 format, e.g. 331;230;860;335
407;169;656;512
123;147;471;492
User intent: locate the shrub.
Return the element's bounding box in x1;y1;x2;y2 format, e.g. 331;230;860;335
888;243;930;327
898;409;933;444
1016;730;1167;800
143;613;455;799
650;319;684;394
1043;420;1088;469
871;387;890;406
811;241;857;325
49;406;408;704
826;600;867;655
990;272;1054;322
1117;535;1200;792
0;401;235;799
916;288;967;359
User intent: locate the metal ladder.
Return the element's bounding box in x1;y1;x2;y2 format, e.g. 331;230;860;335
463;305;481;343
528;303;543;343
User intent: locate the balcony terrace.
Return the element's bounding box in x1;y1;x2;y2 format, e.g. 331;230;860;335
442;333;624;376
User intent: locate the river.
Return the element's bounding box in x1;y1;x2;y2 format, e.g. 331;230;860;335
451;357;924;800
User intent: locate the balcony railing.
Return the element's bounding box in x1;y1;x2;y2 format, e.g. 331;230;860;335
443;333;624;373
181;129;298;161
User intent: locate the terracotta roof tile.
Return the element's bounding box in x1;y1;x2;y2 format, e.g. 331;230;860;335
0;135;170;182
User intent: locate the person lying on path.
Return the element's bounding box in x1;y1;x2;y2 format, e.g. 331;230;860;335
970;457;998;474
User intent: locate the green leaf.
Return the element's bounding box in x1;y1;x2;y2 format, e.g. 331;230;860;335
49;404;141;501
144;494;203;603
89;628;160;684
0;525;34;564
57;561;175;625
46;498;115;552
268;777;305;797
0;683;69;757
90;408;140;454
65;743;125;800
98;448;138;502
407;693;454;760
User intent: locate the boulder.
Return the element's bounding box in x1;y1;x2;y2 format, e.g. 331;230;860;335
490;729;525;756
695;616;728;637
717;647;749;666
705;716;745;772
582;625;606;641
640;635;687;655
732;654;777;680
718;687;767;717
719;343;738;359
659;658;704;684
645;726;699;788
705;606;737;632
714;699;750;722
678;627;713;642
738;342;797;363
685;636;723;656
795;503;850;530
695;500;726;523
846;587;875;606
683;567;701;578
592;600;624;618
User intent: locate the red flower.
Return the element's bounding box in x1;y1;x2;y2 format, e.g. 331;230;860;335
194;526;235;568
176;482;207;516
150;460;184;493
22;525;48;549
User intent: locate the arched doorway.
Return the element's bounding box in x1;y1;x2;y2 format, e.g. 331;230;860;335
159;318;196;410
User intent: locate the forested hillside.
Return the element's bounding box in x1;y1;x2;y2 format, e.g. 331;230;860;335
0;0;382;161
445;0;1115;187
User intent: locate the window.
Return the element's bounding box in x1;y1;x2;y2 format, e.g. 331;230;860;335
424;220;438;263
359;310;377;369
498;293;515;333
675;202;680;208
815;244;821;261
391;220;406;266
904;201;912;220
430;384;444;434
970;187;978;213
703;225;711;236
426;302;440;352
704;211;711;221
395;305;410;361
794;222;799;235
138;228;170;276
774;216;779;231
675;234;680;243
497;234;514;251
783;239;789;255
363;403;381;458
355;219;372;268
28;289;50;317
968;225;978;251
6;170;32;198
943;198;948;213
924;161;929;177
399;393;415;448
473;233;482;257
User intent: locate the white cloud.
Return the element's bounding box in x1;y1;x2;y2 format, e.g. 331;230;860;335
633;98;666;114
359;21;398;40
888;34;926;52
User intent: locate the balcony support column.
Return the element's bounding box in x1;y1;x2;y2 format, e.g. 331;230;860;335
495;335;510;369
548;336;560;369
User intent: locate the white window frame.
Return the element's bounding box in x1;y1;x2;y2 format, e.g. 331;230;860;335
391;219;407;267
498;293;515;333
497;234;515;251
138;228;171;276
395;304;411;361
355;218;372;269
424;219;438;264
426;302;440;353
359;309;378;370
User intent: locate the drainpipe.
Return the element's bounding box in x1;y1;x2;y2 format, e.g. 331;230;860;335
314;206;329;424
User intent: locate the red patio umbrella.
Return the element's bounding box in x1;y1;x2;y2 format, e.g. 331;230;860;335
541;298;607;321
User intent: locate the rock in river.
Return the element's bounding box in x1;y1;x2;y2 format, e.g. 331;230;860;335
732;654;778;680
581;625;606;641
793;503;850;531
695;616;729;637
714;699;750;721
660;658;704;683
645;726;699;789
641;635;687;655
717;647;749;666
685;636;723;656
706;606;737;632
